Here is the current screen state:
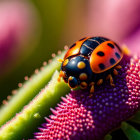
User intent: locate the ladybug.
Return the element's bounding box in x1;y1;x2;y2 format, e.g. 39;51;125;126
58;37;123;94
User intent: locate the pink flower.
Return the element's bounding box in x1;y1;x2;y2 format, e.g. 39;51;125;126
35;55;140;139
34;1;140;139
0;1;40;77
87;0;140;55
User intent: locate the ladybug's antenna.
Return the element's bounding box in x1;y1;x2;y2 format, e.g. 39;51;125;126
57;71;65;82
57;59;63;63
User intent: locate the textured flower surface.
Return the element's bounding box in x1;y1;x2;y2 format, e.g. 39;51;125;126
35;55;140;140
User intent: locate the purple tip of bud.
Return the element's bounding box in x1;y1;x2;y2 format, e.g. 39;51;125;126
34;132;43;136
35;55;140;140
38;127;45;132
41;123;47;128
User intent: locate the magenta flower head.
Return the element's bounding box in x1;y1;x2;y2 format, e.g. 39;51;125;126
34;50;140;140
0;1;40;77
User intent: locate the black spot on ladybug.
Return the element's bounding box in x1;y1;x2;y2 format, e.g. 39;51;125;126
99;63;105;70
69;43;76;49
110;58;116;64
108;43;114;48
115;52;120;59
97;51;105;56
79;37;86;41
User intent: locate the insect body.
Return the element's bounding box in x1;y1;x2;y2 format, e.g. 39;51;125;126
58;37;123;94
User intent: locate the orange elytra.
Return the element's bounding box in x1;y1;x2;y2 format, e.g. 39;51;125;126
59;37;123;94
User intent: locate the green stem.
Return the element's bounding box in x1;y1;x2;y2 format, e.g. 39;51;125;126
121;122;140;140
0;51;66;127
129;111;140;124
0;71;70;140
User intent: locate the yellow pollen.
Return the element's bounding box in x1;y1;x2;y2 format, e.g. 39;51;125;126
77;61;86;69
79;73;87;80
122;44;131;55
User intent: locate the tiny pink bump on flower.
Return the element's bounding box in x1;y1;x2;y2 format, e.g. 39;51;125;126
35;55;140;140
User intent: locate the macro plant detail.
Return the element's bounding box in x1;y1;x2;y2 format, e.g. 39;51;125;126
0;1;140;140
34;54;140;140
0;45;139;139
0;51;67;129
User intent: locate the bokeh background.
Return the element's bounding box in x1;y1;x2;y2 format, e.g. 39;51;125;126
0;0;140;107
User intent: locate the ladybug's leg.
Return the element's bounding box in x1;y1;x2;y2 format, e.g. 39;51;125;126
106;74;115;87
89;82;95;94
68;76;78;89
58;71;66;82
113;65;122;76
97;79;103;85
80;82;88;89
113;69;118;76
115;65;122;69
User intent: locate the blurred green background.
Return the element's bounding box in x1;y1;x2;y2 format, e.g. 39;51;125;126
0;0;88;103
0;0;140;105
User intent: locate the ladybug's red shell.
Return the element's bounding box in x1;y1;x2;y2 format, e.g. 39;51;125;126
90;40;123;73
64;37;88;60
64;37;123;74
60;37;123;92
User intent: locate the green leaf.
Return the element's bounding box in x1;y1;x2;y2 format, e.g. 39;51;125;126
104;134;112;140
129;111;140;124
0;51;66;127
121;122;140;140
0;71;70;140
